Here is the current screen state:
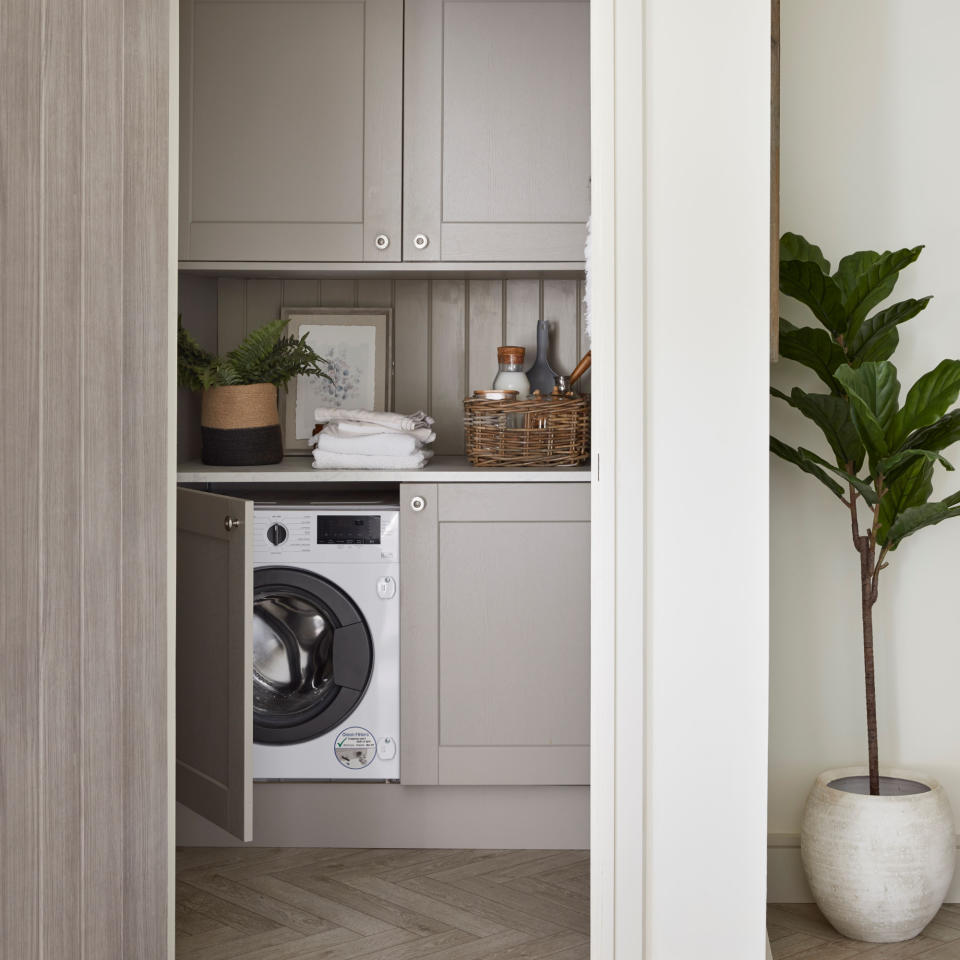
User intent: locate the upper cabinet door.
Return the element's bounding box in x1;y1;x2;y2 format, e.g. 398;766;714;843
179;0;402;262
176;488;253;841
404;0;590;262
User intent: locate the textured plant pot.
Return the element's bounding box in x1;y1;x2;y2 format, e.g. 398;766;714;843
200;383;283;466
801;766;955;942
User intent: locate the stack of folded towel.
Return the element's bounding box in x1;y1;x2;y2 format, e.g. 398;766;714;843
311;407;436;470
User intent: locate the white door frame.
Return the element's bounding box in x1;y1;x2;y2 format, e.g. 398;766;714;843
589;1;771;957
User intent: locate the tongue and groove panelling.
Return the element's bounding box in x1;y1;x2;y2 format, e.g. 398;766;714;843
209;276;587;456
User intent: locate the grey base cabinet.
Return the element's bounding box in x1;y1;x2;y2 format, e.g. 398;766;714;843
400;483;590;785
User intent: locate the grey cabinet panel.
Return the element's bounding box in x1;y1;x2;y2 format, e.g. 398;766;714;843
404;0;590;262
438;747;590;785
439;483;590;522
400;483;589;786
180;0;402;262
399;484;441;784
439;522;590;747
177;489;253;840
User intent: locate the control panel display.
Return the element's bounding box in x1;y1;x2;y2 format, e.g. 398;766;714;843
317;515;381;545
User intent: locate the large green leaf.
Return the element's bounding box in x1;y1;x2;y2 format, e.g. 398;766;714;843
877;457;934;545
887;359;960;450
796;447;878;503
780;233;830;273
847;297;933;362
900;409;960;455
841;246;924;343
834;251;882;300
778;319;847;395
885;490;960;548
780;261;847;336
835;362;901;469
878;449;953;488
771;387;864;471
770;437;845;500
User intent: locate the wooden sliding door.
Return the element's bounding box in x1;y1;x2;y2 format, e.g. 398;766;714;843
0;0;172;956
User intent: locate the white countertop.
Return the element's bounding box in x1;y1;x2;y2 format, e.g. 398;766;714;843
177;455;591;484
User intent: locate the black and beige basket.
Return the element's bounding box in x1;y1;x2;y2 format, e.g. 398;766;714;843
200;382;283;465
463;393;590;467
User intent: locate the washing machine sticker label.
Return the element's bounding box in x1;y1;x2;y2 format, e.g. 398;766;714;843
334;727;377;769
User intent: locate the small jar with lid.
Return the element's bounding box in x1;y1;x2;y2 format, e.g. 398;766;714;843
493;346;531;397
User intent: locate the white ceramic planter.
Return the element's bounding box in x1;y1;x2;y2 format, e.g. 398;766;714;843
801;766;955;942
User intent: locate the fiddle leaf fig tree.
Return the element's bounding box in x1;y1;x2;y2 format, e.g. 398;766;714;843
772;233;960;796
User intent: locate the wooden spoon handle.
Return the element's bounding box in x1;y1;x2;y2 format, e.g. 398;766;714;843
569;350;592;385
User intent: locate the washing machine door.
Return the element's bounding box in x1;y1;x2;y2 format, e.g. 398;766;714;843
252;566;373;745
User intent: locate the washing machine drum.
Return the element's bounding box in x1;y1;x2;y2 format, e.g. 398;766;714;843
252;566;373;745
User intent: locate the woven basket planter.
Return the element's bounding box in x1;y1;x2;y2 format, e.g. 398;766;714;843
200;383;283;465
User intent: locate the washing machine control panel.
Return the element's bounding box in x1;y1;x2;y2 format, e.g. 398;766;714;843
254;506;399;563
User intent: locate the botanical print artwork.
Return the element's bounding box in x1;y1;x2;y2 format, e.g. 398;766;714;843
314;343;366;406
295;323;377;439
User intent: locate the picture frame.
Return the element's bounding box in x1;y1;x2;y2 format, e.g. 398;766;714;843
280;307;393;455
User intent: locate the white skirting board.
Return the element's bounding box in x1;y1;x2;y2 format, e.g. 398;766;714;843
177;784;589;849
768;836;960;903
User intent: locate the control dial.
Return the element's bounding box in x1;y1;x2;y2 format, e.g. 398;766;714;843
266;522;288;546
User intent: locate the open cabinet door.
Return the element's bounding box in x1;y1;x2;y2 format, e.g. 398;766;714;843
176;488;253;841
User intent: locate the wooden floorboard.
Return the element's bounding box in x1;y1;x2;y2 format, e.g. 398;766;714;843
176;848;589;959
768;903;960;959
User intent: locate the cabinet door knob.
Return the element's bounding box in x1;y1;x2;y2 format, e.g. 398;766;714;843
413;233;429;250
374;233;390;250
224;516;242;531
410;496;426;513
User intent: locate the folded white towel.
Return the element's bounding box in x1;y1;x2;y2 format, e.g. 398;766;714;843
315;432;421;457
324;420;437;444
312;449;434;471
313;407;435;433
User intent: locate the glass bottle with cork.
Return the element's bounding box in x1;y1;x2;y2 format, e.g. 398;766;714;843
493;346;531;397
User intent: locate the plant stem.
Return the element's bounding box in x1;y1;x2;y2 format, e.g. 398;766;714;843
847;474;880;796
859;538;880;797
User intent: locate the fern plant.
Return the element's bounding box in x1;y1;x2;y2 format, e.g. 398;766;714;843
178;316;330;391
772;233;960;796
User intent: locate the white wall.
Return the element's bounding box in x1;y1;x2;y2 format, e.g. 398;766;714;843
591;0;770;955
771;0;960;901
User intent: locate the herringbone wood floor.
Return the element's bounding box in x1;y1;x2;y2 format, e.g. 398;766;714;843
176;847;590;960
768;903;960;959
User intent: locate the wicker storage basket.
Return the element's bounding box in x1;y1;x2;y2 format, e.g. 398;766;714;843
463;393;590;467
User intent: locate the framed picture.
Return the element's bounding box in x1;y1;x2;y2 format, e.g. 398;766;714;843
280;307;393;454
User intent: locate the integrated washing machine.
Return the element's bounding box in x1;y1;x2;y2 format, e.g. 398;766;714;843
251;498;399;781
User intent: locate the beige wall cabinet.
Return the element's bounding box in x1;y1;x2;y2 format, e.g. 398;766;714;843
403;0;591;262
179;0;403;262
180;0;589;265
400;483;591;786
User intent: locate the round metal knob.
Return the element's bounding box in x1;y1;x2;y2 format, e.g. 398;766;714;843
224;516;242;531
374;233;390;250
413;233;429;250
410;496;426;513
